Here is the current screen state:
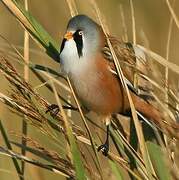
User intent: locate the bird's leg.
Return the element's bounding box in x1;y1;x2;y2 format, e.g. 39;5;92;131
46;104;78;117
97;117;110;156
46;104;60;117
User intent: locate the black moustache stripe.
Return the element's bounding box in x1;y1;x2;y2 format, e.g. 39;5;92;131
60;38;66;53
73;30;83;58
59;30;83;58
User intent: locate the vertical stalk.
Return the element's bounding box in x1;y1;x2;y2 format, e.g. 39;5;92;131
22;0;29;176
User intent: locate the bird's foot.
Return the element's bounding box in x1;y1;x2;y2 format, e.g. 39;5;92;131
97;143;109;156
46;104;59;117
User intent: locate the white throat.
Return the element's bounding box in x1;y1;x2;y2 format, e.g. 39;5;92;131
60;39;93;75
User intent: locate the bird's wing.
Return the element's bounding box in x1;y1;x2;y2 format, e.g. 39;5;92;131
101;38;179;139
102;37;153;101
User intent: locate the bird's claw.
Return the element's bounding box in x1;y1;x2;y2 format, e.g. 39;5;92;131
46;104;59;117
97;143;109;156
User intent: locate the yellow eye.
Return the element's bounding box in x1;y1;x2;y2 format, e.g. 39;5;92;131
78;31;83;35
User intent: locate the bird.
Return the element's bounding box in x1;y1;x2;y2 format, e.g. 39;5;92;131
48;14;179;156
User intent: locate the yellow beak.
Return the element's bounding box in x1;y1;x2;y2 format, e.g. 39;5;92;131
64;31;73;40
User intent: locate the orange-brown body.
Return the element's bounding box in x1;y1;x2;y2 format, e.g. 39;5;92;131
69;50;161;123
69;54;126;115
60;14;179;140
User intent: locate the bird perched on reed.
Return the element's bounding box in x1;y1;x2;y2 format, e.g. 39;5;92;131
48;14;179;156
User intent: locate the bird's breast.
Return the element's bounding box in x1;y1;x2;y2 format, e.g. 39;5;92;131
69;57;128;115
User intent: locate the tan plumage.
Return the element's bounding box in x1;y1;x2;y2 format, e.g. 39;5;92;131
104;36;179;139
59;14;179;155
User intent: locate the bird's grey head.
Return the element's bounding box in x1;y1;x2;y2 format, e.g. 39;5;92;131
59;15;102;74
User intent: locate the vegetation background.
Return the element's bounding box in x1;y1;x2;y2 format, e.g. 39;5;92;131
0;0;179;180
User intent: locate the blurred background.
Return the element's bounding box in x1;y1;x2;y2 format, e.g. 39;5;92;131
0;0;179;179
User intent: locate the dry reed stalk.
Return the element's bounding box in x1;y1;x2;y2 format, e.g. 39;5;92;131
89;1;155;178
21;0;30;176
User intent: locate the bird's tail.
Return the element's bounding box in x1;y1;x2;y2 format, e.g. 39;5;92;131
132;93;179;139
